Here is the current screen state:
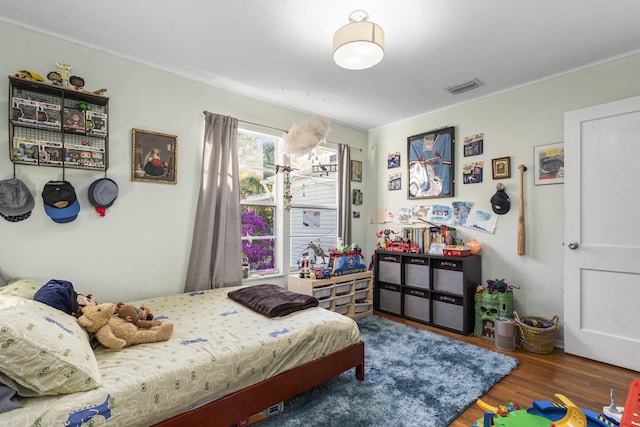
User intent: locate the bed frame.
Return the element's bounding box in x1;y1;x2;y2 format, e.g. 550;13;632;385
154;340;365;426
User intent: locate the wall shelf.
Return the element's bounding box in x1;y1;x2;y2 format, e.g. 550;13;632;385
8;75;109;171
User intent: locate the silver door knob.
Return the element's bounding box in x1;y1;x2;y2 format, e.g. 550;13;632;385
567;241;579;250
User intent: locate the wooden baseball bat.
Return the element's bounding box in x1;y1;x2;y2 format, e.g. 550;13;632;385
517;164;527;255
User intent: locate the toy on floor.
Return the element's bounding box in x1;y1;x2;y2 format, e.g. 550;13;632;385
472;393;617;427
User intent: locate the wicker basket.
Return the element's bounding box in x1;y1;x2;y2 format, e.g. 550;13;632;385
514;311;559;354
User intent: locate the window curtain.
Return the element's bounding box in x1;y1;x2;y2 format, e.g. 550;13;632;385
184;113;242;291
338;143;352;245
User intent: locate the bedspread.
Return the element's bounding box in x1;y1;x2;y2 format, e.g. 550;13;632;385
0;286;360;427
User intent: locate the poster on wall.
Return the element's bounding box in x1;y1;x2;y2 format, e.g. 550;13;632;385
534;142;564;185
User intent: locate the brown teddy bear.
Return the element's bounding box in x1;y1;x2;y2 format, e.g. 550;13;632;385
115;302;161;329
77;303;173;349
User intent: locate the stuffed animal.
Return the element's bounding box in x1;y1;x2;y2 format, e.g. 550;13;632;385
77;303;173;349
115;302;161;329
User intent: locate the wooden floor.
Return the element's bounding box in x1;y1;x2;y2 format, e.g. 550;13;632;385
374;312;639;426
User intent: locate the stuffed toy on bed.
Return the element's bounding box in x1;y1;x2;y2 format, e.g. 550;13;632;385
115;302;161;329
78;303;173;349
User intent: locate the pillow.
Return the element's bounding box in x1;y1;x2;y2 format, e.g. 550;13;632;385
0;278;44;299
0;296;102;395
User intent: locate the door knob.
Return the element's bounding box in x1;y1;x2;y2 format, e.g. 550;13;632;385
567;241;579;250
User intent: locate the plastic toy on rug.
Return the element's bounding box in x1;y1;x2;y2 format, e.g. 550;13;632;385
472;393;616;427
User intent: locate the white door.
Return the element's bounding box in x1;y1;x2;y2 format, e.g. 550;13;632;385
564;96;640;372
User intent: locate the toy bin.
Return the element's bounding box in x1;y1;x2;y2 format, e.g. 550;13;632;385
312;284;334;299
354;300;372;313
334;282;352;295
354;289;368;301
514;311;559;354
333;304;349;315
318;297;333;309
355;279;369;290
334;293;353;307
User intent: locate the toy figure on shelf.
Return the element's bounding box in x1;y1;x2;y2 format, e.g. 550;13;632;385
56;61;72;87
298;250;311;278
307;241;327;264
376;229;396;249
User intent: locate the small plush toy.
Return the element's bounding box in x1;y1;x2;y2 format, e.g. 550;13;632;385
78;303;173;349
115;303;161;329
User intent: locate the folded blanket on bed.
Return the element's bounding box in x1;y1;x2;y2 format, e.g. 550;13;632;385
228;284;319;318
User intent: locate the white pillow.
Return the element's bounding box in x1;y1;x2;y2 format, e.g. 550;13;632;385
0;296;102;395
0;278;44;299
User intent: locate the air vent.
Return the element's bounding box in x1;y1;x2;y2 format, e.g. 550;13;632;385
445;78;483;95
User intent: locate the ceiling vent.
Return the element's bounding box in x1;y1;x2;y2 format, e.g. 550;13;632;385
445;78;483;95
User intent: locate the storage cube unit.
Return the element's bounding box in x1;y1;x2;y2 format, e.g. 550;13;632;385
374;250;480;335
287;271;374;319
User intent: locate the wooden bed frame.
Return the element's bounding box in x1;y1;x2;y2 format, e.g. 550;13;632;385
154;340;365;426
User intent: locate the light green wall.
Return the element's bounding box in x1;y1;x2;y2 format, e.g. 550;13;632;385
368;52;640;344
0;21;367;302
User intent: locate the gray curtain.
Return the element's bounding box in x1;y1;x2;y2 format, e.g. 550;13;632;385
184;113;242;291
338;143;352;245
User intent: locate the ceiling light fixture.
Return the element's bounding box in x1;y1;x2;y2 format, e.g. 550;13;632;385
333;10;385;70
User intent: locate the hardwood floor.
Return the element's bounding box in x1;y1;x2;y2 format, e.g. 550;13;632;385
374;312;639;426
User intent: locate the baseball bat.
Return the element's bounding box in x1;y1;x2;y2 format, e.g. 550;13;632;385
517;164;527;255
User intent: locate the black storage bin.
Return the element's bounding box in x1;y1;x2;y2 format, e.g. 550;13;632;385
403;287;430;323
377;283;401;315
404;256;429;289
432;259;464;294
432;293;464;332
377;253;401;284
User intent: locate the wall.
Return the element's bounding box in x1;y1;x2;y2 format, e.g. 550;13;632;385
367;52;640;344
0;22;368;303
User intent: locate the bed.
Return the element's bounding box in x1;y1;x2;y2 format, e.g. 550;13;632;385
0;280;365;427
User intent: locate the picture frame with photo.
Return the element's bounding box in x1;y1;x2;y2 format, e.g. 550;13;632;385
491;156;511;179
351;160;362;182
131;128;178;184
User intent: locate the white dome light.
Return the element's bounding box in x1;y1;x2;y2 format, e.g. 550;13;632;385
333;10;385;71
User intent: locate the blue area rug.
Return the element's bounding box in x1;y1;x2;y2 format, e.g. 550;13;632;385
258;315;518;427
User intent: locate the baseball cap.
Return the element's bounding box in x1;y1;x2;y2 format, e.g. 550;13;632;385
42;180;80;223
490;188;511;215
88;178;118;216
0;178;35;222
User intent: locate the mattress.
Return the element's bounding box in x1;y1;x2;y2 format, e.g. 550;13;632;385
0;287;360;427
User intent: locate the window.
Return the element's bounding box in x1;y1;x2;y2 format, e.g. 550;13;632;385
238;129;338;276
239;131;277;274
289;148;338;269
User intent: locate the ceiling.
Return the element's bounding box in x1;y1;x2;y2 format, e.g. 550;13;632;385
2;1;640;131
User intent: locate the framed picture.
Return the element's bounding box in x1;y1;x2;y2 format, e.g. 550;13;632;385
131;128;178;184
492;156;511;179
407;126;455;199
351;160;362;182
534;142;564;185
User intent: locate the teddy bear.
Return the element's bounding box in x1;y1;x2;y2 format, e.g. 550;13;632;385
77;303;173;349
115;302;161;329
